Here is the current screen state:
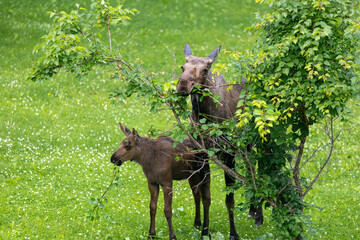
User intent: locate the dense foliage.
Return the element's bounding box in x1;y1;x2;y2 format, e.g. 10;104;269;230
27;0;137;81
228;0;360;238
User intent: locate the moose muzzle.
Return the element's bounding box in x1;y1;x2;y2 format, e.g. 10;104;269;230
110;153;123;166
176;78;194;96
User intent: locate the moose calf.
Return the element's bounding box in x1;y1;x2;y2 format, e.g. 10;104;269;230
110;123;210;240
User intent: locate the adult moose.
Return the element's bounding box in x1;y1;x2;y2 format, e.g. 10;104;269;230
176;42;263;239
110;123;211;240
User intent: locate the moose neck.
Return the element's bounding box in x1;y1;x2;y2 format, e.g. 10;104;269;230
132;137;154;166
191;72;219;122
190;71;241;123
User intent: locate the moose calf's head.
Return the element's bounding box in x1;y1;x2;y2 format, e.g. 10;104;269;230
176;42;221;96
111;122;140;166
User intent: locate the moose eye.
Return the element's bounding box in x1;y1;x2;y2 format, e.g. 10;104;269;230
125;145;131;151
202;69;208;75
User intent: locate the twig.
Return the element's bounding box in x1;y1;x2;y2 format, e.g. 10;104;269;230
164;44;178;78
217;135;257;187
244;150;257;189
81;31;92;42
303;117;336;197
299;144;322;170
106;15;112;52
210;156;246;182
120;32;138;51
170;156;208;194
209;135;254;186
264;197;278;209
155;124;178;136
90;167;120;218
106;57;134;71
210;137;235;157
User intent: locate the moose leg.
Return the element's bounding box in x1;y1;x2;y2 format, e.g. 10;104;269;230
249;203;256;219
255;203;264;226
191;93;201;122
188;176;202;227
200;165;211;239
162;183;177;240
252;154;265;227
249;202;264;226
148;182;159;239
225;173;240;240
224;154;239;240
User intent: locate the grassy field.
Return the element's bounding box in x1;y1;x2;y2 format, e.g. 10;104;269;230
1;0;359;239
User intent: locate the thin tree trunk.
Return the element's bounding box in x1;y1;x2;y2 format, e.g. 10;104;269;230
293;103;308;200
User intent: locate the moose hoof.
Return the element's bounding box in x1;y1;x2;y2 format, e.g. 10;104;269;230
201;234;211;240
201;229;211;240
147;233;156;240
194;220;202;228
255;219;264;227
255;213;264;226
248;206;255;219
229;232;240;240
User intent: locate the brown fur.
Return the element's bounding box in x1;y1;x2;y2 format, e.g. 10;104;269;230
111;123;211;240
177;43;245;123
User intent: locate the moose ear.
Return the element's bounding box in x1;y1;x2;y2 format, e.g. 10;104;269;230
208;45;221;64
132;128;140;143
184;42;192;60
119;122;131;136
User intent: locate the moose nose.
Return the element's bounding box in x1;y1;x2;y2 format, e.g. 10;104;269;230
111;154;122;166
110;154;117;163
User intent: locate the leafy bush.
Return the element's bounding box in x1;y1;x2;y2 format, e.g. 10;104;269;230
226;0;360;238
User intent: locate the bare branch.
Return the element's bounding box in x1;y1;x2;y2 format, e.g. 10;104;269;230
300;144;322;170
210;137;235;157
154;124;178;137
171;157;208;194
106;57;134;71
264;197;278;209
120;32;138;51
106;15;112;52
303;117;336;197
164;44;178;78
210;156;246;182
242;148;257;190
81;31;91;42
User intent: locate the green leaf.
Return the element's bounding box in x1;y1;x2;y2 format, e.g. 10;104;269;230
253;109;262;116
207;150;214;157
283;67;290;76
199;118;207;123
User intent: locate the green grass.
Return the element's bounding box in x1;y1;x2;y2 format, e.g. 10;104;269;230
1;0;359;239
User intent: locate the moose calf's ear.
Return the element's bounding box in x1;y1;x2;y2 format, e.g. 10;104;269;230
119;122;132;136
184;42;192;59
132;128;140;143
208;45;221;64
